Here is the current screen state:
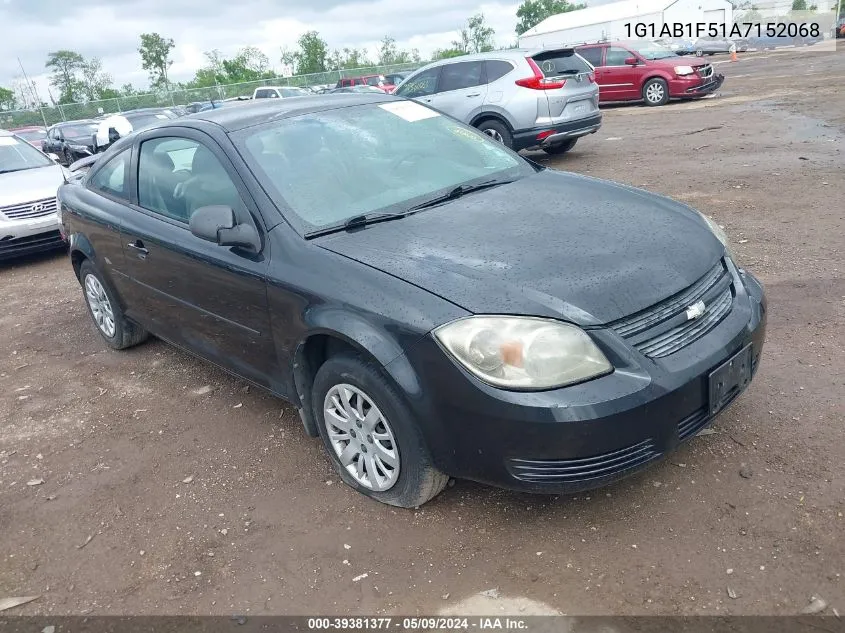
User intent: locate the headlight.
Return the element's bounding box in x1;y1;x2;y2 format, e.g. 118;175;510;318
674;65;695;76
699;213;736;260
433;316;612;390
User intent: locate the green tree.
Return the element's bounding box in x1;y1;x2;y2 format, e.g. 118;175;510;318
288;31;329;75
45;50;85;103
791;0;807;10
736;6;763;22
516;0;587;35
454;14;496;54
80;57;115;100
0;86;16;110
377;37;421;65
330;47;371;70
139;33;175;89
431;48;466;60
120;83;137;96
98;88;121;99
221;46;275;82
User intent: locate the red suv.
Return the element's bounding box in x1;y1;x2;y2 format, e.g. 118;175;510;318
335;74;395;93
576;41;724;106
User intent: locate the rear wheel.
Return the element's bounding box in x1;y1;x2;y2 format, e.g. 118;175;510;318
642;78;670;106
542;138;577;155
695;49;704;57
475;119;513;149
313;352;449;507
79;260;148;350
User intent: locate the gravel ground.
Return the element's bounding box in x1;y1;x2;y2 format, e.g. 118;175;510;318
1;45;843;617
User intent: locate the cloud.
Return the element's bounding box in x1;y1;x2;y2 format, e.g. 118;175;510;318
1;0;520;102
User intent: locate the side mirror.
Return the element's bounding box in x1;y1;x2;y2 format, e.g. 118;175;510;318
624;57;639;65
108;127;120;143
189;205;258;251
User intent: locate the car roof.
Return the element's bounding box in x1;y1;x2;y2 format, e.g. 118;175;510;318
406;47;575;75
50;119;96;129
182;93;396;132
9;125;45;131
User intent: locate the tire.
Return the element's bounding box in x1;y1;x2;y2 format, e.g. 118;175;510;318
63;148;73;166
79;259;148;350
695;49;704;57
475;119;513;149
542;138;577;155
312;352;449;508
642;78;670;107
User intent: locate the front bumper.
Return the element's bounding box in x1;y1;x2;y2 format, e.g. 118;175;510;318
395;266;766;494
672;73;724;98
0;215;64;261
512;113;602;152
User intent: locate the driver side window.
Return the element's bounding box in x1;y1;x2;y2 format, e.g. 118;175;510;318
137;136;246;224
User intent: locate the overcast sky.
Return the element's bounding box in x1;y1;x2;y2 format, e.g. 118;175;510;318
1;0;523;101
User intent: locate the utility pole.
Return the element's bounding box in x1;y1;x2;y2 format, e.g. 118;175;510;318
17;57;48;127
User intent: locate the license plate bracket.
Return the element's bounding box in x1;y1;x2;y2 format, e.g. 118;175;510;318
708;344;752;415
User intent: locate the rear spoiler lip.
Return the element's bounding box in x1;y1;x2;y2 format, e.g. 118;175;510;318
531;47;577;57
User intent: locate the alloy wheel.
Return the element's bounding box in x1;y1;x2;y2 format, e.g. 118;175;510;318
323;383;400;491
482;128;504;144
84;274;116;338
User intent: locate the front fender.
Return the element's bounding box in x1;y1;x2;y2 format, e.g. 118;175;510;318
291;307;427;438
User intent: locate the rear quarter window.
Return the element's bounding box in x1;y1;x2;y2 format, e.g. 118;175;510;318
532;50;593;77
576;47;603;68
485;60;515;83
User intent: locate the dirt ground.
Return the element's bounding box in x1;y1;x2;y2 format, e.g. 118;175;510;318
1;46;843;618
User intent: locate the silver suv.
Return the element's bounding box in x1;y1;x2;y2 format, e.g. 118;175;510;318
394;48;601;155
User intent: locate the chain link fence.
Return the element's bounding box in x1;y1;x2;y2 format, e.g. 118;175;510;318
0;61;422;129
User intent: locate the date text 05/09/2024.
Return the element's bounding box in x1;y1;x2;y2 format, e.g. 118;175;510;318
625;21;821;39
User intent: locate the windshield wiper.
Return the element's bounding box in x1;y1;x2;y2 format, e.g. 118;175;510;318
305;211;408;239
406;178;515;212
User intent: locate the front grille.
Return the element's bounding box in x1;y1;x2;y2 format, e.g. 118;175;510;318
0;230;64;258
697;64;714;79
507;439;661;483
609;260;734;358
0;197;57;220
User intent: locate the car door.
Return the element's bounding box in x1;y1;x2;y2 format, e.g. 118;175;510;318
45;128;61;154
393;66;442;106
120;128;277;388
601;46;640;100
426;61;488;123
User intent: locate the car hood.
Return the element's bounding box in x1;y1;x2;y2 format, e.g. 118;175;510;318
316;170;724;326
66;135;95;146
0;164;66;207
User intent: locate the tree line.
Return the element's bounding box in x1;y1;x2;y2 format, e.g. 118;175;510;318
1;0;585;111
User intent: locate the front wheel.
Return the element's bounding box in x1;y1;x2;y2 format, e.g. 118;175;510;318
475;120;514;149
63;148;73;166
79;260;148;350
542;138;577;155
695;49;704;57
313;352;449;507
642;78;670;106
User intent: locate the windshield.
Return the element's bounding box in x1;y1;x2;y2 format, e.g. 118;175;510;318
365;76;384;86
61;123;98;138
15;129;47;142
280;87;309;97
127;113;170;129
628;43;678;60
235;101;531;232
0;135;54;173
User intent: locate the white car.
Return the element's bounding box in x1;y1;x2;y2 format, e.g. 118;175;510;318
0;130;67;260
252;86;311;99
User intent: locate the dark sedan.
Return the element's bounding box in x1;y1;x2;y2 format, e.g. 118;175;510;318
58;95;766;507
42;120;99;165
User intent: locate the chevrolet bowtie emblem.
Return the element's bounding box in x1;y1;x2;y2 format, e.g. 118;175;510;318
685;300;706;321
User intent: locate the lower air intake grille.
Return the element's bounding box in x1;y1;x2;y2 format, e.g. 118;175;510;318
507;439;660;483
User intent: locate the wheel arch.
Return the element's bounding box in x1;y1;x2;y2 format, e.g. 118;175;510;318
470;111;515;132
291;317;423;438
68;232;96;281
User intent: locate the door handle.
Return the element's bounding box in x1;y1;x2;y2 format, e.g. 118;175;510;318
465;93;481;97
127;241;149;256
